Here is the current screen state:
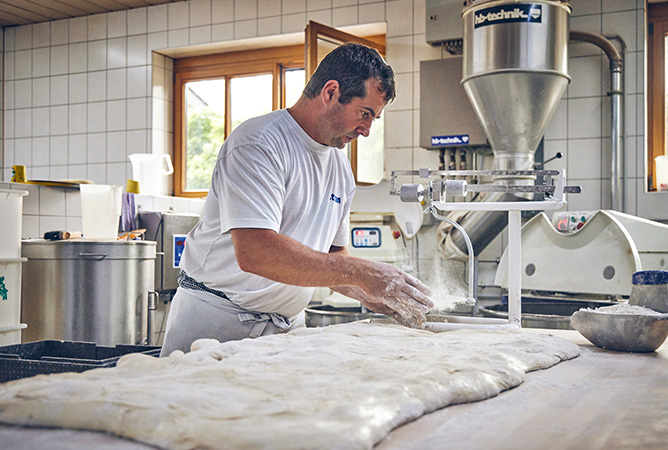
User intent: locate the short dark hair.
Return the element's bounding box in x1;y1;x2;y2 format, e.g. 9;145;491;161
302;42;396;105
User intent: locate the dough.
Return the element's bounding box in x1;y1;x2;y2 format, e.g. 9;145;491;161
0;323;579;449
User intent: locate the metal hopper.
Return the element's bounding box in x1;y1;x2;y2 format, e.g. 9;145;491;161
443;0;572;257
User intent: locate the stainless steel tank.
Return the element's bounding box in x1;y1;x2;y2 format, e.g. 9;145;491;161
445;0;571;257
21;240;156;345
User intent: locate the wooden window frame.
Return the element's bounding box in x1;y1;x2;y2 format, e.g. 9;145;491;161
173;25;386;197
647;3;668;191
173;46;304;197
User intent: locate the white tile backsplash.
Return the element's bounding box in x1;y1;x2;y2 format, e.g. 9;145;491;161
189;25;212;44
87;132;106;163
68;73;87;104
39;187;66;216
50;20;69;46
107;68;127;100
32;107;50;137
69;17;87;44
33;22;50;48
32;48;49;77
68;104;87;134
14;51;31;80
50;45;69;76
107;100;127;131
128;8;148;36
15;109;32;138
168;29;190;47
22;214;39;239
107;131;127;162
69;43;88;73
68;134;87;164
87;40;107;71
50;75;68;105
14;79;31;108
107;38;127;69
108;11;128;38
169;2;190;30
127;35;148;66
87;71;107;102
87;101;107;133
190;0;212;26
88;15;108;41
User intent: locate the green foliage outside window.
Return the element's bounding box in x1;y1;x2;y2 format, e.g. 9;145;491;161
186;107;224;190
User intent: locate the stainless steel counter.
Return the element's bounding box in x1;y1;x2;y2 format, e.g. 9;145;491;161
1;329;667;449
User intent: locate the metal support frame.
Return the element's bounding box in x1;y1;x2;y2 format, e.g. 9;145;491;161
393;169;572;332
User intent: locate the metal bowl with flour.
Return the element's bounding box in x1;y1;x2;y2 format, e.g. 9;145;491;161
571;304;668;352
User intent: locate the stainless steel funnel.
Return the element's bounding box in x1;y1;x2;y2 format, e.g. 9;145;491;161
462;0;571;173
444;0;571;257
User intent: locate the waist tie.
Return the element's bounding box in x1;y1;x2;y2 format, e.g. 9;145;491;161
237;312;291;338
178;270;292;338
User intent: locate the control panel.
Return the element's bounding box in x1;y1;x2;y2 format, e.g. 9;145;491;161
552;211;596;233
173;234;187;268
351;227;382;248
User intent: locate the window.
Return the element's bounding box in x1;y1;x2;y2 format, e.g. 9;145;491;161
174;46;304;197
173;24;386;196
647;3;668;191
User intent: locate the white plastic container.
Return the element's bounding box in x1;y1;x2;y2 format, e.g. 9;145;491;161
80;184;123;240
0;189;28;259
656;155;668;191
129;153;174;196
0;258;27;345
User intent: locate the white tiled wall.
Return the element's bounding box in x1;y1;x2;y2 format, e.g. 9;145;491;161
0;0;666;224
0;181;204;239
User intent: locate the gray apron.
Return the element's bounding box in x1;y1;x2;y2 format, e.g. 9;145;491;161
160;286;305;357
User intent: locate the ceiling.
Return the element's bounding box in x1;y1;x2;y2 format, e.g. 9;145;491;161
0;0;179;28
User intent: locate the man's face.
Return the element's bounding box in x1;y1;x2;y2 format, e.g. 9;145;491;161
323;79;388;149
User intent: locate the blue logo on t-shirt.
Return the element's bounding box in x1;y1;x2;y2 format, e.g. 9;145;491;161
330;193;341;204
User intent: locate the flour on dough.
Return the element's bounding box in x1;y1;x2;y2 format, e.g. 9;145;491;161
0;323;580;450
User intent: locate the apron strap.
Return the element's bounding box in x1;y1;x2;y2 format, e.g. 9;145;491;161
237;312;292;338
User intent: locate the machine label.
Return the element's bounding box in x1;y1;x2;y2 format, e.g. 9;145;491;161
474;4;542;28
173;235;187;268
431;135;470;146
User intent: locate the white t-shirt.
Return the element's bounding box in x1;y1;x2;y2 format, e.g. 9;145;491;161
181;109;356;317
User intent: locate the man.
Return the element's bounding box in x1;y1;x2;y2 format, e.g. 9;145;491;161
160;43;432;356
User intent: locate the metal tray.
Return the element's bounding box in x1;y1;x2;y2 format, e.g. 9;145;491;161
0;340;160;383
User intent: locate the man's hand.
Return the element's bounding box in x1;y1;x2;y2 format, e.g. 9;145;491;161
333;260;433;329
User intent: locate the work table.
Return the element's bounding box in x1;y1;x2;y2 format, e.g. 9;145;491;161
1;329;667;449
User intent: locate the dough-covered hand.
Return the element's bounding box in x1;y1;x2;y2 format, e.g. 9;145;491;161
334;262;433;328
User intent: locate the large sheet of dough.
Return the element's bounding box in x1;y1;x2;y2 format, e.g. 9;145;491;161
0;323;580;449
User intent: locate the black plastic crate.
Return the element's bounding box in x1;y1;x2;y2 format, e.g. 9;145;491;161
0;340;161;383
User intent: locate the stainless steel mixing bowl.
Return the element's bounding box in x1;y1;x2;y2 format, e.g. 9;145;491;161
570;309;668;352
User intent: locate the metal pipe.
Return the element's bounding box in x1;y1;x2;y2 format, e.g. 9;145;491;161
428;206;477;304
569;31;624;212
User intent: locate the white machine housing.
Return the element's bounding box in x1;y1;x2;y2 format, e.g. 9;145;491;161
495;210;668;297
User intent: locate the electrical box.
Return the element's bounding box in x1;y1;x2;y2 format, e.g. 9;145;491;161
419;57;489;149
426;0;463;46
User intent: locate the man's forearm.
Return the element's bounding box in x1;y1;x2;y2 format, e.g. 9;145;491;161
230;228;367;288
